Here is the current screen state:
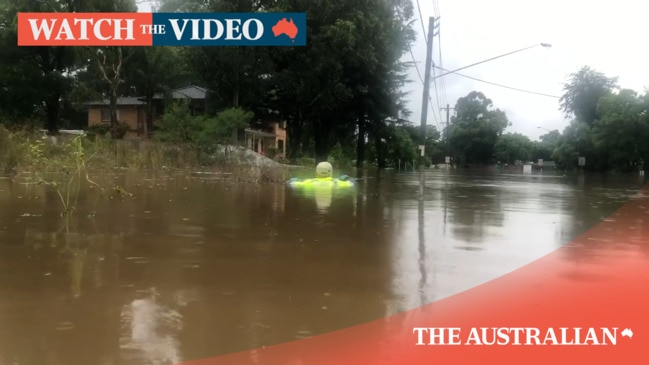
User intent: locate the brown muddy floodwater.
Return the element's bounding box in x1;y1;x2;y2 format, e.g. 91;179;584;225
0;169;646;364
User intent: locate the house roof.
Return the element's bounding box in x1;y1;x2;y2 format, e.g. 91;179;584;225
84;97;145;106
84;85;208;106
244;128;276;138
152;85;208;100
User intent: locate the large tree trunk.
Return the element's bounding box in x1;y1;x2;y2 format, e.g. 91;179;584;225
375;133;387;169
313;119;331;164
356;112;366;169
96;47;129;139
44;95;60;135
108;51;121;138
231;90;239;144
39;47;62;135
109;87;118;137
145;93;154;137
287;113;304;162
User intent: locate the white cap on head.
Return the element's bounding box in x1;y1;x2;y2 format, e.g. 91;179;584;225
315;161;333;178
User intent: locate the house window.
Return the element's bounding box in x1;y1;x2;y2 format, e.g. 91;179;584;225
101;108;119;122
101;108;110;122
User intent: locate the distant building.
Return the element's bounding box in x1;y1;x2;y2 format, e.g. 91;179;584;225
85;96;146;139
85;85;287;158
245;119;287;159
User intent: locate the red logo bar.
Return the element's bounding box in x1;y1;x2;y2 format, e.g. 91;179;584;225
17;12;153;46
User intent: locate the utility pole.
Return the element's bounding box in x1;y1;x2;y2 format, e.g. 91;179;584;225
419;16;438;170
439;104;455;142
439;103;455;168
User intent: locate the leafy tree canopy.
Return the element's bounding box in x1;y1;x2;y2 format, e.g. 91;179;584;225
447;91;510;166
559;65;618;125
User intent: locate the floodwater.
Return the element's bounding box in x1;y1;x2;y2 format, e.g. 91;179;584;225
0;168;646;364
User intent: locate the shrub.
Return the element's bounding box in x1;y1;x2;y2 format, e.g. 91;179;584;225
266;146;278;159
86;123;128;140
298;157;316;167
0;125;24;173
86;124;111;140
113;123;129;139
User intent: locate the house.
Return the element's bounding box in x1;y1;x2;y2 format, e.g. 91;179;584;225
245;119;288;159
85;85;288;158
149;85;209;122
85;85;209;139
85;96;147;139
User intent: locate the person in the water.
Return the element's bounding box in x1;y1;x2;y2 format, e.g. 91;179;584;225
287;162;353;188
314;162;353;182
315;161;333;179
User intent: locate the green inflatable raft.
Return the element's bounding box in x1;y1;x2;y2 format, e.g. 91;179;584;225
287;176;355;189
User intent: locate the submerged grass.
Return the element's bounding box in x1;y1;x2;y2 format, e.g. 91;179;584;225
0;126;301;215
0;125;298;179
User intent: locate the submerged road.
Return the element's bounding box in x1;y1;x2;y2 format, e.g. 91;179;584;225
0;169;645;364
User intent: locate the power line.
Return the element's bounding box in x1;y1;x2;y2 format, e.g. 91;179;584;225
431;65;444;127
409;48;424;84
433;66;560;98
432;43;550;80
436;16;449;107
415;0;427;40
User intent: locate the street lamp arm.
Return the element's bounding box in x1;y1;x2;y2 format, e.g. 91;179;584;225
432;43;552;81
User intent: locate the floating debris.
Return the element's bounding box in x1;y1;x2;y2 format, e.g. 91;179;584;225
56;322;75;331
295;330;313;339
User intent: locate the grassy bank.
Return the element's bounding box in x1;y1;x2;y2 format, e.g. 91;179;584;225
0;125;302;183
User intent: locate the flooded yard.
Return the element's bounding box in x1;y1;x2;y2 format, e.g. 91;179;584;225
0;169;645;364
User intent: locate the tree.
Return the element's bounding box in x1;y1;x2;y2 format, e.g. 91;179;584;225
0;0;80;132
81;0;139;136
156;101;201;144
161;0;276;114
591;89;649;171
157;101;255;159
532;130;561;161
385;125;418;167
201;107;254;147
447;91;510;166
127;47;194;136
559;66;618;125
403;124;442;164
539;130;561;146
267;0;415;164
268;1;364;163
552;66;621;171
344;0;415;168
552;119;600;170
495;133;533;164
93;47;137;136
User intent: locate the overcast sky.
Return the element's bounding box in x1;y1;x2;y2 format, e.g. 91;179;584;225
138;0;646;141
405;0;647;140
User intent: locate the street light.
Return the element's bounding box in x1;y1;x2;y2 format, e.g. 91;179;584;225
537;126;551;133
432;43;552;80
